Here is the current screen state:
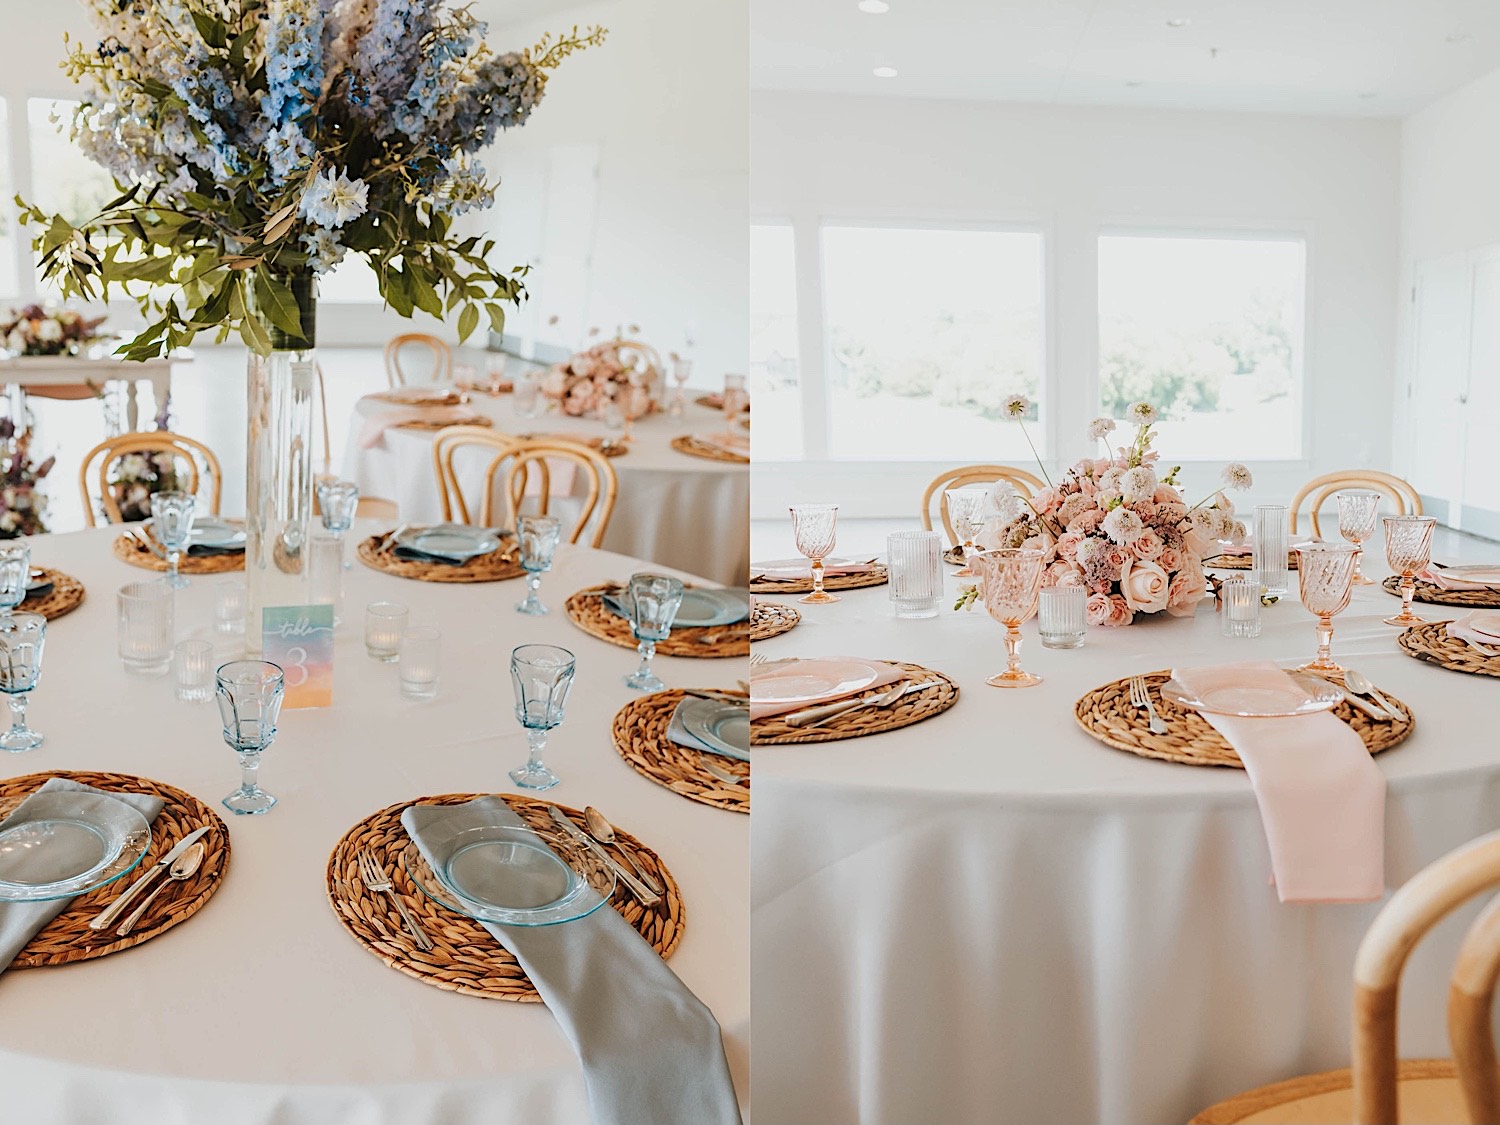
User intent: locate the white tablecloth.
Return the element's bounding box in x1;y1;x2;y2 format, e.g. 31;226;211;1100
0;524;747;1125
341;395;748;586
751;564;1500;1125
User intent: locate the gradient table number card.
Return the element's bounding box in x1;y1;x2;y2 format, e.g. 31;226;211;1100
262;605;335;709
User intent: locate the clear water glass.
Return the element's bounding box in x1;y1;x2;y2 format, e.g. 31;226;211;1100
1336;489;1380;586
215;660;284;815
399;626;441;700
512;373;542;418
214;579;245;635
516;514;562;615
1294;542;1359;673
1038;585;1087;649
509;644;576;791
1220;576;1262;638
944;488;988;577
0;612;46;752
365;601;408;662
1383;514;1438;627
721;373;750;426
150;489;195;589
623;573;685;691
118;580;175;676
789;503;839;604
316;479;359;534
174;640;215;703
308;533;344;625
669;355;693;416
0;542;30;615
974;548;1046;688
1253;504;1290;598
886;531;942;619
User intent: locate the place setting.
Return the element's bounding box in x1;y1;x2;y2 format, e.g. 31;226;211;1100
356;521;524;584
0;541;85;622
612;687;749;812
749;504;888;598
1378;513;1500;610
750;654;959;745
1398;610;1500;679
750;597;800;641
673;376;751;463
566;572;751;659
112;491;245;578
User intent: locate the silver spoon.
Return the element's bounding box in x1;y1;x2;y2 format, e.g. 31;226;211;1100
1344;669;1407;722
117;842;204;936
582;807;663;894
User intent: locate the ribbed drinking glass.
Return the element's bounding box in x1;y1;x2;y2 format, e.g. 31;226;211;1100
1253;504;1290;598
945;488;988;578
886;531;942;619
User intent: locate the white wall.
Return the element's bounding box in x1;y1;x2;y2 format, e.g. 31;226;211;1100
751;92;1402;519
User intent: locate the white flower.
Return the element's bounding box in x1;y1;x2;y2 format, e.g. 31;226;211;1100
1003;394;1030;420
1101;506;1144;545
1212;509;1236;539
1220;462;1253;490
1086;417;1116;442
983;481;1024;523
1229;519;1247;544
1098;467;1124;497
1122;466;1157;503
300;168;369;229
1127;401;1158;426
36;320;62;343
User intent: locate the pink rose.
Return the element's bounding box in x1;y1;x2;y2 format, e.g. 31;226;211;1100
1158;546;1182;573
1085;592;1113;626
1092;458;1114;476
1041;561;1079;589
1166;567;1206;618
1153;485;1181;505
1183;525;1214;559
1086;592;1134;627
1119;558;1170;614
1056;531;1084;562
1033;487;1062;514
1107;545;1128;570
1071;508;1105;534
1131;529;1164;561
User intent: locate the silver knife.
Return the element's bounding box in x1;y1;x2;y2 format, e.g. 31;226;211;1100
545;807;660;906
1332;684;1389;722
783;680;944;727
89;826;211;931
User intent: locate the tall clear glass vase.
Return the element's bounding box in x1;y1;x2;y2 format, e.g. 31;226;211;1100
243;274;316;650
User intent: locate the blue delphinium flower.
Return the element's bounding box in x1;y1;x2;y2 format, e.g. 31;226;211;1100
262;0;325;176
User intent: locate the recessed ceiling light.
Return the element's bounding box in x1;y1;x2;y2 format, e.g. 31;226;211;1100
873;66;898;78
857;0;890;12
1165;17;1190;28
1446;31;1473;43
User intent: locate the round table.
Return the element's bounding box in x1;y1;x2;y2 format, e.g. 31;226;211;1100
341;394;749;587
750;564;1500;1125
0;524;747;1125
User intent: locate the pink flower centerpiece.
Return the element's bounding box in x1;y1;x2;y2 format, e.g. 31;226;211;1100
541;332;663;420
965;398;1251;625
0;305;107;357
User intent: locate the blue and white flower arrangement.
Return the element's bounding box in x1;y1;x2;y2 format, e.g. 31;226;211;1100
19;0;604;356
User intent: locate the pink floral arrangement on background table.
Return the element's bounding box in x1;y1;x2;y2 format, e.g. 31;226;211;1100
964;397;1252;626
0;305;108;357
541;332;663;419
0;419;55;537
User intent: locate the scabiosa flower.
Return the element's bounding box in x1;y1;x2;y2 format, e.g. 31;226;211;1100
1121;466;1157;503
1086;417;1115;442
1221;462;1253;490
1127;401;1158;426
1002;394;1030;420
301;168;369;228
1101;506;1144;545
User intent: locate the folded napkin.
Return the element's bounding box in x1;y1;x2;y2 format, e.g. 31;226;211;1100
1171;662;1385;903
368;386;465;407
358;404;486;448
1446;612;1500;647
402;798;741;1125
1422;566;1500;592
0;778;166;975
749;657;905;721
691;432;750;458
187;541;244;557
750;558;875;582
667;700;749;762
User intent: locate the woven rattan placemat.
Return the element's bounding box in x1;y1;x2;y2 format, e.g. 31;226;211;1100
752;660;960;745
112;532;244;574
325;793;683;1003
611;690;749;814
1074;670;1413;768
394;414;494;432
2;770;230;969
1203;551;1299;572
751;602;800;642
25;568;85;621
694;393;749;414
515;432;628;457
749;564;889;596
564;585;749;658
670;434;749;464
356;533;525;584
1398;621;1500;678
1382;575;1500;608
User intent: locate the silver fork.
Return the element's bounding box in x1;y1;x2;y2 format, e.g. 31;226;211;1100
1129;675;1168;735
701;757;747;787
356;849;434;952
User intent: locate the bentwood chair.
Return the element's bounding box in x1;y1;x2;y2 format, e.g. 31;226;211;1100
432;427;520;526
920;465;1047;546
384;333;453;388
1290;471;1423;539
1191;828;1500;1124
79;430;222;526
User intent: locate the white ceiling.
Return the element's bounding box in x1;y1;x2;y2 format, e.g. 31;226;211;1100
752;0;1500;116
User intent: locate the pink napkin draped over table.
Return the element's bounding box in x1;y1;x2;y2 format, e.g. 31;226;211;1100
750;558;876;581
1421;566;1500;592
1171;661;1386;904
748;658;905;721
1446;612;1500;646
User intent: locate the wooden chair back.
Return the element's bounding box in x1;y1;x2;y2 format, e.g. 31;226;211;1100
384;333;452;388
1353;828;1500;1123
79;430;222;526
498;439;618;547
1290;471;1422;538
920;465;1047;545
432;426;519;526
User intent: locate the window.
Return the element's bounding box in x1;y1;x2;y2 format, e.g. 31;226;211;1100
1097;233;1306;460
749;223;801;460
29;99;116;227
820;225;1044;461
318;255;383;303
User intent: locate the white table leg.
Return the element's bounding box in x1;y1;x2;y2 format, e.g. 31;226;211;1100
149;370;170;423
126;381;140;431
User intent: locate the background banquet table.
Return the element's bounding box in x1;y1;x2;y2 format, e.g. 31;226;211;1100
750;563;1500;1125
342;395;749;587
0;523;747;1125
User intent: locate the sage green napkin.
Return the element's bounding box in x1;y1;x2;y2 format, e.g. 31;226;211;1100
402;796;741;1125
0;778;165;974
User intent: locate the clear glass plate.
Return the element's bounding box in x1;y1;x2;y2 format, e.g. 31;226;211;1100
1159;672;1343;718
396;524;501;562
603;587;750;628
400;822;615;927
189;517;247;549
0;791;152;902
750;658;884;706
678;697;750;761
